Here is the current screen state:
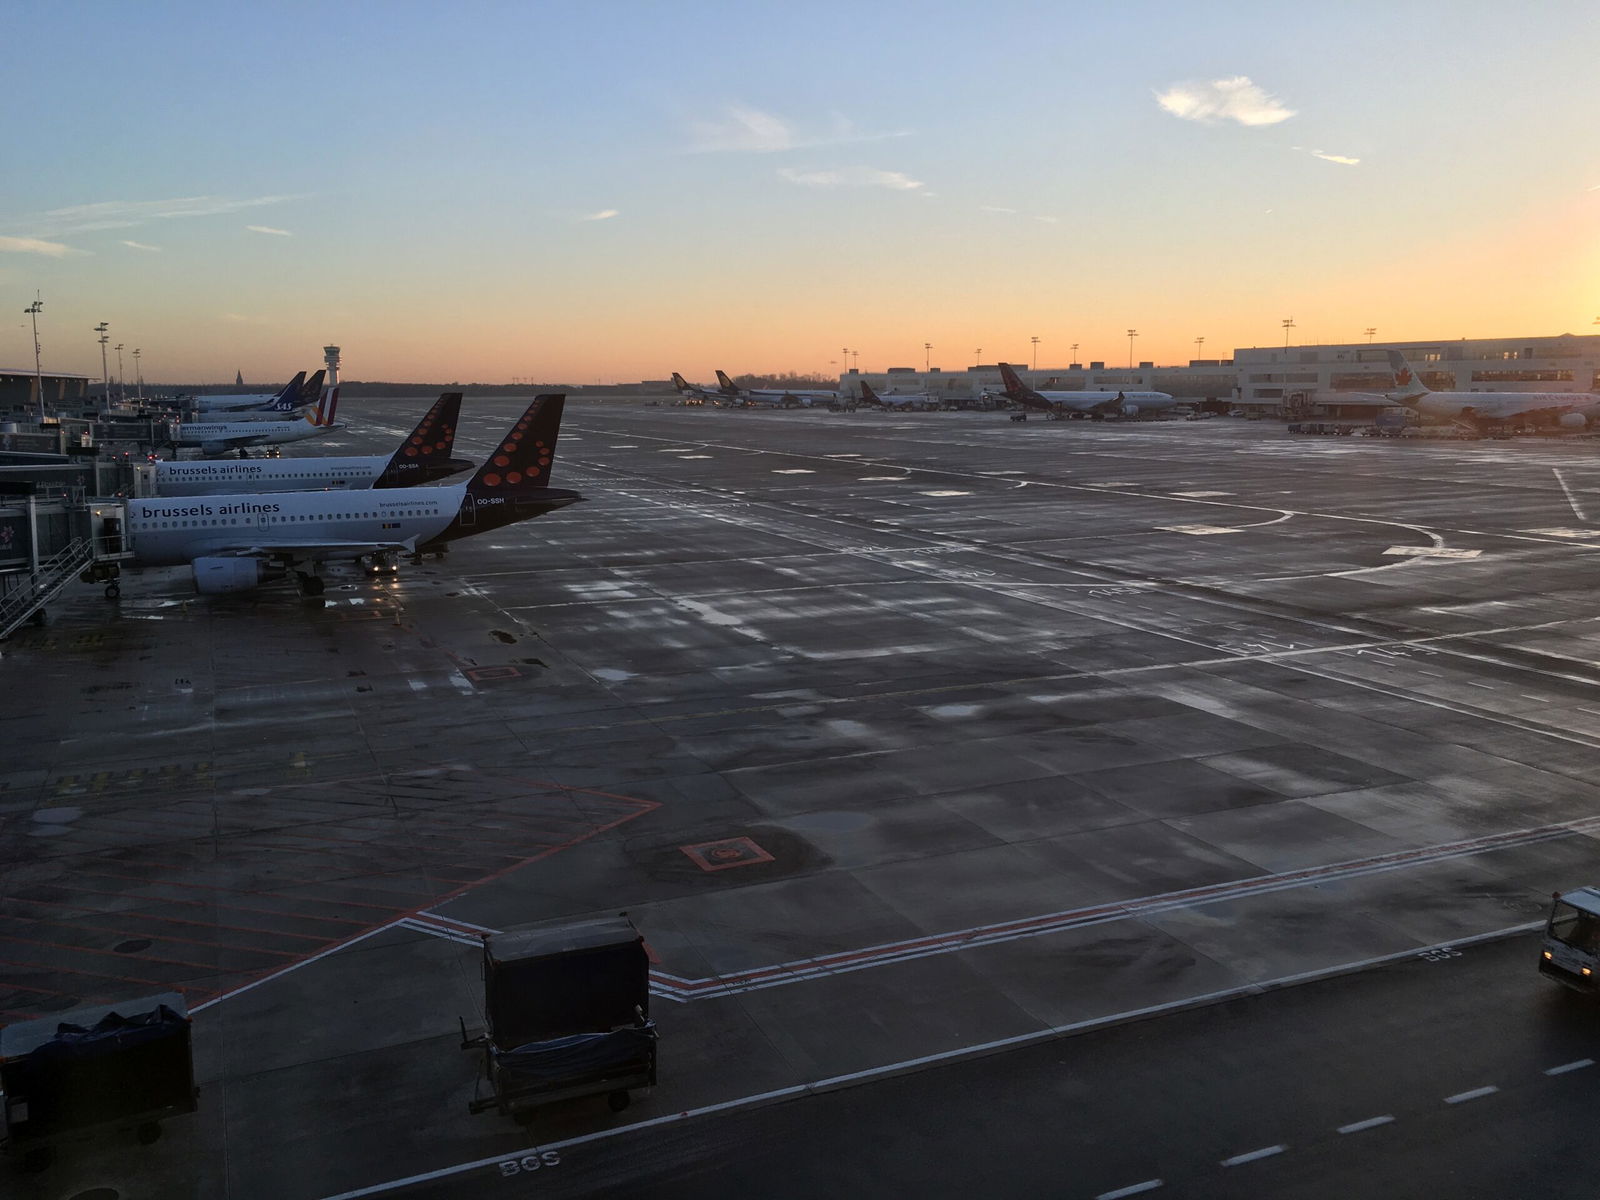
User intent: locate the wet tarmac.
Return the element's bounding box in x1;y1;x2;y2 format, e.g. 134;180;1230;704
6;398;1600;1197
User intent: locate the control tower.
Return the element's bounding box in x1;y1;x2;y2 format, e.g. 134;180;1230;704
323;345;341;389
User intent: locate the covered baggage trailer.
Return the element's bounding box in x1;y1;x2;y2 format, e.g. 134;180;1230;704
1;992;197;1172
461;915;656;1122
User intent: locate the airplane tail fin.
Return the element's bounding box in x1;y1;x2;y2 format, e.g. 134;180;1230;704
671;372;692;393
374;392;463;487
715;369;739;393
859;380;881;404
997;362;1048;410
464;394;566;499
1385;350;1430;401
298;369;326;407
310;386;340;426
270;371;307;410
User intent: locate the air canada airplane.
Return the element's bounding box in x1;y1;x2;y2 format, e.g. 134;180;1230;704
996;362;1176;418
859;381;939;411
154;392;471;496
714;369;839;408
1385;350;1600;430
118;395;580;597
190;370;318;416
173;384;344;457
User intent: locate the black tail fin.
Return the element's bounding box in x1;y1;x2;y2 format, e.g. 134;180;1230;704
298;369;326;408
270;370;307;409
671;372;692;392
465;394;566;499
715;369;740;393
997;362;1049;411
860;380;880;404
374;392;464;487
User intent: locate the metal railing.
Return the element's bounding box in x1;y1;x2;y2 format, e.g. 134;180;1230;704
0;538;94;641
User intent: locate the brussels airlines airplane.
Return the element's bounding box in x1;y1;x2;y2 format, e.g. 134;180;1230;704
714;369;839;408
670;372;723;403
154;392;471;496
120;395;579;596
996;362;1175;418
1385;350;1600;430
859;381;939;411
173;384;344;457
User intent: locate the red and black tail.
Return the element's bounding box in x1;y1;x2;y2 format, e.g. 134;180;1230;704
859;380;882;405
434;395;583;546
997;362;1050;411
374;392;467;487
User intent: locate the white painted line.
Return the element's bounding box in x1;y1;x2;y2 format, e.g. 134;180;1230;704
1382;546;1482;559
1544;1058;1594;1076
1444;1086;1499;1104
1466;682;1496;690
1221;1145;1285;1167
1337;1115;1395;1134
920;490;971;497
1097;1181;1164;1199
772;468;815;474
1158;524;1241;536
1576;707;1600;717
1171;490;1232;498
1554;468;1589;523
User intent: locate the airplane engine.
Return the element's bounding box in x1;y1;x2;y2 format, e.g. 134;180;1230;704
1559;412;1588;429
1121;404;1140;419
192;556;264;594
199;442;231;456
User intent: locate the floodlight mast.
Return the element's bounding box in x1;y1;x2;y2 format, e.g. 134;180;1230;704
25;295;43;420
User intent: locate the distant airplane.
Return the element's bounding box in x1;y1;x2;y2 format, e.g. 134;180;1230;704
155;393;471;495
190;371;317;415
1385;350;1600;430
859;381;939;412
121;395;581;597
714;369;839;409
670;372;724;404
173;384;344;457
995;362;1177;419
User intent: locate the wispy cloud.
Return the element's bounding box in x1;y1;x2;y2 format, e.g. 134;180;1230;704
578;209;619;222
1308;149;1360;166
0;235;85;257
1034;215;1060;224
17;194;306;237
778;166;923;191
120;239;161;251
1155;76;1295;126
246;225;292;237
980;205;1018;215
689;105;908;154
219;313;271;324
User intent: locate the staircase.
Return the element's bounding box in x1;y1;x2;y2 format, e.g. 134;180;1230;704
0;539;95;641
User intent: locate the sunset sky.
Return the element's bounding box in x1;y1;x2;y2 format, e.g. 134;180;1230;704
5;1;1600;384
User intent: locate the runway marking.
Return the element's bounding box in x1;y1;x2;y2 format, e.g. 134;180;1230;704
1544;1058;1594;1076
1337;1115;1395;1133
1444;1086;1499;1104
772;468;815;474
1553;468;1588;522
1171;490;1232;498
314;924;1531;1200
920;490;971;497
1096;1181;1164;1199
1382;546;1481;559
1157;524;1240;535
1220;1145;1285;1166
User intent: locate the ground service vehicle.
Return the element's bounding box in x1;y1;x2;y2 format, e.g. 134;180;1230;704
1540;888;1600;992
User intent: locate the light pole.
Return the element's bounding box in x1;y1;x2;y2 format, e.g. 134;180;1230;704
1194;335;1205;360
924;342;931;372
974;348;982;367
95;322;110;403
24;296;43;420
851;349;859;370
1070;342;1079;366
1365;327;1377;343
133;348;144;401
114;343;126;402
1126;329;1138;370
1282;317;1296;349
1030;336;1039;372
842;346;850;374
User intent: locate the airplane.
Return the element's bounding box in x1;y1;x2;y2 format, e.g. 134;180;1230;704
1385;350;1600;431
995;362;1177;419
116;394;581;598
153;392;472;496
859;380;940;412
189;370;318;416
171;385;345;458
715;369;839;409
670;372;725;404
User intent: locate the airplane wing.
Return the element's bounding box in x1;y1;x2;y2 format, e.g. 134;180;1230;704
204;537;418;560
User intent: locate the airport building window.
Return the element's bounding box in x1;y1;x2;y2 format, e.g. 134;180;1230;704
1470;369;1574;383
1284;373;1320;383
1330;373;1393;391
1253;388;1284;398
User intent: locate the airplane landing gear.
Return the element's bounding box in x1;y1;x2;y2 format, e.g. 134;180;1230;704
237;448;250;459
104;582;121;600
295;571;325;597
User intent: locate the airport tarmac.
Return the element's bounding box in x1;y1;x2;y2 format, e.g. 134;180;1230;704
7;399;1600;1198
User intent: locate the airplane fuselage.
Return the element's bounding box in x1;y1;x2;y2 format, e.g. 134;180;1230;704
1410;392;1600;422
1032;389;1176;413
153;455;462;496
174;417;345;455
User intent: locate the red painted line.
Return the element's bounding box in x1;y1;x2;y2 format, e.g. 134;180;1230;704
9;880;374;929
1;913;303;960
24;900;333;945
0;954;184;991
0;932;283;976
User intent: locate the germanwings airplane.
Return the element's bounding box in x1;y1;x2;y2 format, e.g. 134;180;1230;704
173;385;344;457
996;362;1176;418
120;394;580;597
714;369;839;408
155;393;471;496
1385;350;1600;430
190;370;318;416
859;381;939;411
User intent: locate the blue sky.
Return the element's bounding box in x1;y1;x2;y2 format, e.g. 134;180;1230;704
5;1;1599;382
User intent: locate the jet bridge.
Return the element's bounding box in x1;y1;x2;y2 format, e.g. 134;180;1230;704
0;458;140;640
